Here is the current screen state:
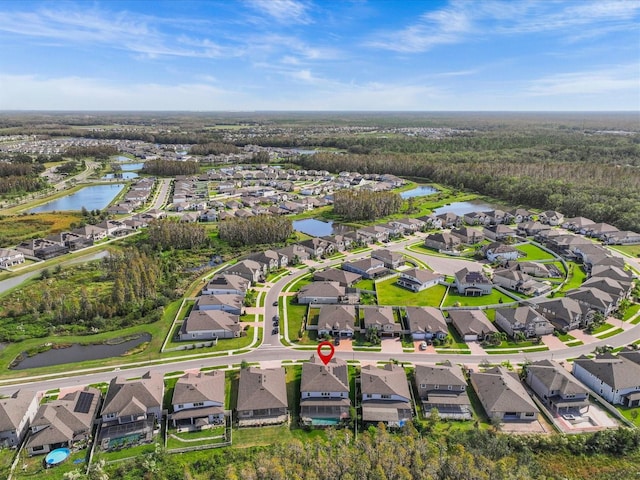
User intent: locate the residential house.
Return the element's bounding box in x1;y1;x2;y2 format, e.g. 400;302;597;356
470;366;540;422
299;238;333;259
539;210;564;226
249;249;288;271
582;277;629;304
72;224;107;241
357;225;389;244
517;261;561;278
0;248;25;268
572;353;640;406
448;310;497;341
99;372;164;449
486;209;508;225
316;305;357;338
396;268;444;292
566;288;616;316
525;360;590;414
391;218;425;234
202;274;249;297
321;234;354;252
451;227;484;245
506;208;533;224
237;367;288;426
371;249;405;269
483;224;516;241
454;268;492;296
591;265;634;288
603;230;640;245
483;242;521;262
361;364;412;427
414;363;471;419
417;214;443;230
276;244;310;265
195;294;243;315
494;306;554;339
424;232;461;252
492;268;551;296
342;257;387;279
404;306;448;341
362;306;402;337
534;297;593;332
517;221;551;237
179;310;240;341
297;282;358;304
27;387;101;456
170;371;225;431
562;217;595;232
0;390;39;448
16;238;68;260
300;356;351;425
584;223;619;239
463;211;490;226
224;259;266;284
313;268;362;287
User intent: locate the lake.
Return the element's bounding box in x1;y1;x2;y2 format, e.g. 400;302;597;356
432;200;495;216
103;172;139;179
293;218;354;237
11;333;152;370
400;185;438;199
29;184;125;213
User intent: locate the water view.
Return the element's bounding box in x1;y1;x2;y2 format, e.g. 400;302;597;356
11;333;152;369
29;184;125;213
432;200;495;216
293;218;354;237
400;185;438;199
103;172;139;179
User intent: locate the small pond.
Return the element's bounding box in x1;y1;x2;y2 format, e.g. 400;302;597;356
29;184;125;213
11;333;152;370
293;218;354;237
400;185;438;199
103;172;139;179
432;200;495;216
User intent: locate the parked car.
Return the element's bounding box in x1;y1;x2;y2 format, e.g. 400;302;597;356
272;300;278;306
419;341;428;350
272;328;279;335
334;337;340;346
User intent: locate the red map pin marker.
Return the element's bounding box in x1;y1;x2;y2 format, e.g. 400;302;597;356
317;341;335;365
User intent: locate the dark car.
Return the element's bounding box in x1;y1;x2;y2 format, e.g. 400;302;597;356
334;337;340;346
272;300;278;306
272;328;279;335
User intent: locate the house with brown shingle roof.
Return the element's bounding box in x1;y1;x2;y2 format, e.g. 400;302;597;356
237;367;288;426
448;309;497;342
361;364;412;427
317;305;357;338
397;268;444;292
404;307;448;341
313;268;362;287
470;366;539;422
362;306;402;337
179;310;241;341
525;360;590;414
414;363;471;419
572;353;640;406
300;356;350;425
27;387;101;456
170;371;225;431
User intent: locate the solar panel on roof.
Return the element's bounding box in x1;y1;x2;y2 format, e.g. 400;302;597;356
74;391;95;414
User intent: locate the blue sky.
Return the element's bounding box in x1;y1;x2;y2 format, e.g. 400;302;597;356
0;0;638;111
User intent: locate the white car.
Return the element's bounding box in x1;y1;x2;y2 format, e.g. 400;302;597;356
419;341;428;350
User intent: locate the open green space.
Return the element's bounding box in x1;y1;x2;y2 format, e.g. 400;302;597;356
376;277;447;307
516;243;557;261
442;289;514;308
560;262;587;291
608;244;640;258
622;303;640;321
594;327;624;339
285;296;309;343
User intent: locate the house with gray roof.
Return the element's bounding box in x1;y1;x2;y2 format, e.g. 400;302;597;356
0;390;39;448
27;387;101;456
539;210;564;226
525;360;590;414
603;230;640;245
397;268;444;292
424;232;461;252
276;244;310;264
298;281;358;304
566;288;616;316
451;226;484;245
494;306;554;339
448;309;496;342
179;310;240;341
99;371;164;450
517;221;551;236
454;268;492;296
341;257;387;279
202;274;249;297
170;371;225;431
371;249;405;269
0;248;25;269
483;242;521;262
362;306;402;337
483;224;516;241
361;364;412;427
404;307;448;341
195;294;243;315
415;363;471;419
572;354;640;406
224;259;266;284
237;367;288;426
562;216;595;232
316;305;357;338
534;297;593;333
470;366;539;422
313;268;362;287
300;356;351;425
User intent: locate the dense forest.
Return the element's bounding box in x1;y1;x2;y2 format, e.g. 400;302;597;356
147;218;209;250
95;425;640;480
0;160;46;195
333;189;403;221
218;215;293;246
141;159;199;176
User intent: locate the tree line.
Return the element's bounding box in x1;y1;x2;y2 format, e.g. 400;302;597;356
64;145;118;159
218;215;293;246
141;159;199;176
0;161;46;195
146;218;209;250
189;142;241;155
333;189;402;221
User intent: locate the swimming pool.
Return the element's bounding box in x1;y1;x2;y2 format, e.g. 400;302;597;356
45;448;71;466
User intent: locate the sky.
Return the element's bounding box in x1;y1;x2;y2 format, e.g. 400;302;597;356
0;0;638;111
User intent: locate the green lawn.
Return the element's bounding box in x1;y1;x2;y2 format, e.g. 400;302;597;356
560;262;587;292
164;326;255;353
589;322;616;335
354;278;375;291
442;289;514;308
486;346;549;354
556;332;575;342
608;244;640;258
618;406;640;427
594;328;624;339
166;426;227;450
285;297;309;342
516;243;557;261
622;303;640;321
14;449;89;480
376;277;447;307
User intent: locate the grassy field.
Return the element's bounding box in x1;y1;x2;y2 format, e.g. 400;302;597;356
354;278;375;291
622;303;640;321
442;289;514;308
608;244;640;258
376;277;447;307
560;262;587;292
285;296;309;342
515;243;557;261
0;212;83;245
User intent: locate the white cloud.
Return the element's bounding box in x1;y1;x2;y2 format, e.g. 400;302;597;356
246;0;312;24
526;64;640;97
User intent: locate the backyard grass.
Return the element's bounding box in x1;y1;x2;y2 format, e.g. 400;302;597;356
515;243;557;261
166;426;227;450
14;448;89;480
354;278;375;291
560;262;587;292
442;289;514;308
618;406;640;427
93;442;158;463
376;277;447;307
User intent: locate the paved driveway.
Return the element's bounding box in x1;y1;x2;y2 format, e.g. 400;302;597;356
381;338;404;354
